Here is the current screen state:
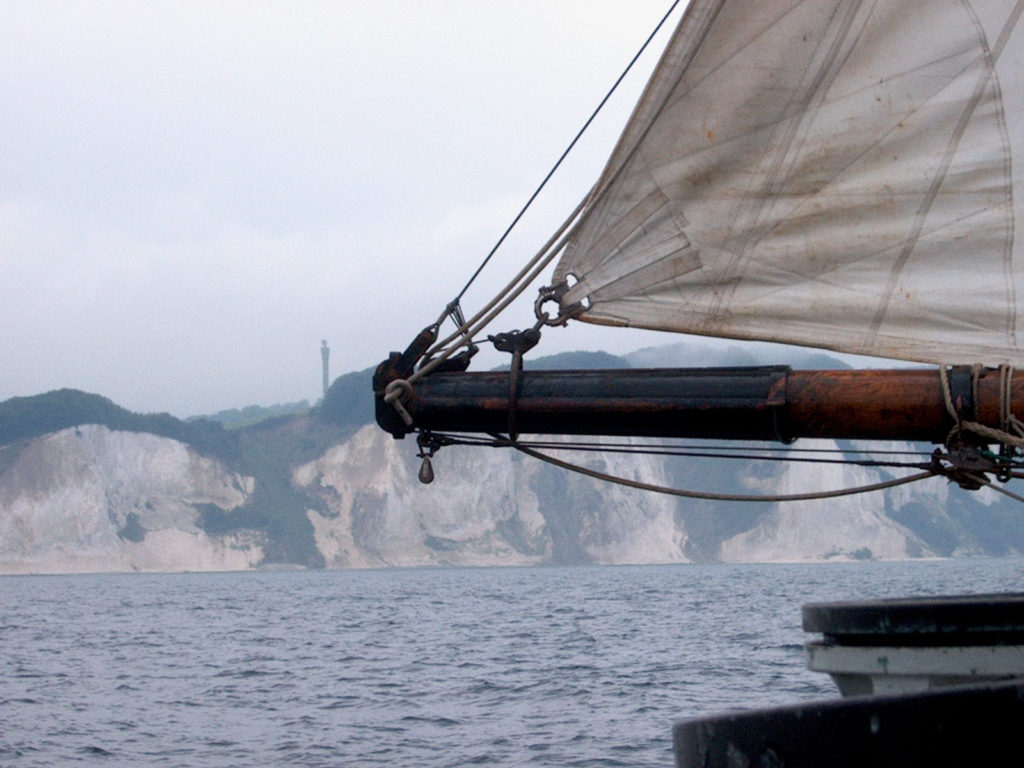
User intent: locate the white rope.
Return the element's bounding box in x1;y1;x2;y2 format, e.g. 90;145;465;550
1000;364;1024;439
386;101;638;416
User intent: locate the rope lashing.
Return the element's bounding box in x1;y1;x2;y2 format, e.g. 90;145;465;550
939;364;1024;450
384;379;414;426
999;364;1024;439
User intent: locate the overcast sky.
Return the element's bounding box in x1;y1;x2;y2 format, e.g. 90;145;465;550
0;0;696;417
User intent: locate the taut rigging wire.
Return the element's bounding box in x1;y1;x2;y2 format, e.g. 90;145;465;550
502;437;937;503
439;434;941;468
392;1;688;389
450;0;686;307
417;431;1024;503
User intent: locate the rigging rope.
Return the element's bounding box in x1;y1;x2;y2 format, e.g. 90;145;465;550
417;431;1024;503
970;473;1024;504
412;432;946;501
420;197;586;375
450;0;686;306
505;438;938;503
384;207;585;417
444;434;940;469
387;1;689;414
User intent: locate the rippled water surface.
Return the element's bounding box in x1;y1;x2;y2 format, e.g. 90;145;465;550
2;559;1022;766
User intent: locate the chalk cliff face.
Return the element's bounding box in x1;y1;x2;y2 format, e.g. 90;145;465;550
293;427;685;568
296;428;1019;567
713;441;926;563
1;423;1018;574
293;427;973;568
0;425;261;573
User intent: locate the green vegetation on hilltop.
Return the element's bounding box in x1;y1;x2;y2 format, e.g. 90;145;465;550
0;389;241;466
190;400;312;429
317;366;375;429
526;350;631;370
211;367;374;566
231;417;331;568
184;370;376;567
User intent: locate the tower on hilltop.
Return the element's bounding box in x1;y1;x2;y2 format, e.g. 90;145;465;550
321;340;330;397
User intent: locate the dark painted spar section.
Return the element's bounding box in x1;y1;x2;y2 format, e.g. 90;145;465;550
377;366;793;441
375;362;1024;444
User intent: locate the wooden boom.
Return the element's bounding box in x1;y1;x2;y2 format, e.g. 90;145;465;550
374;361;1024;446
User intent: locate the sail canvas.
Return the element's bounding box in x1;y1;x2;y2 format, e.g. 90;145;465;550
554;0;1024;367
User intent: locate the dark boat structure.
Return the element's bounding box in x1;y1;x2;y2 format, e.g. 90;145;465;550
677;593;1024;767
373;0;1024;764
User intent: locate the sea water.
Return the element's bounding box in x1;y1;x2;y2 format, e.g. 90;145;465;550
2;559;1022;767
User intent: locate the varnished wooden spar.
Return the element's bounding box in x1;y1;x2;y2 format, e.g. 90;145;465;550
374;363;1024;444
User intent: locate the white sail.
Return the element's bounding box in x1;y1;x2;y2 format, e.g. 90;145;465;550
554;0;1024;366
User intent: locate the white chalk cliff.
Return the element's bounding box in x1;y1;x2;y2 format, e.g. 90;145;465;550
293;427;990;568
0;425;261;573
0;423;1014;574
293;427;685;568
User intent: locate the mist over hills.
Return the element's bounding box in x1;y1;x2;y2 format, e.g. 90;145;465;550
2;344;1023;573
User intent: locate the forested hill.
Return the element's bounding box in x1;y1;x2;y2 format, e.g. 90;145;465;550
0;388;241;466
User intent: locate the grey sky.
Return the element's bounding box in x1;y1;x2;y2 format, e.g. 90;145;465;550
1;1;689;417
